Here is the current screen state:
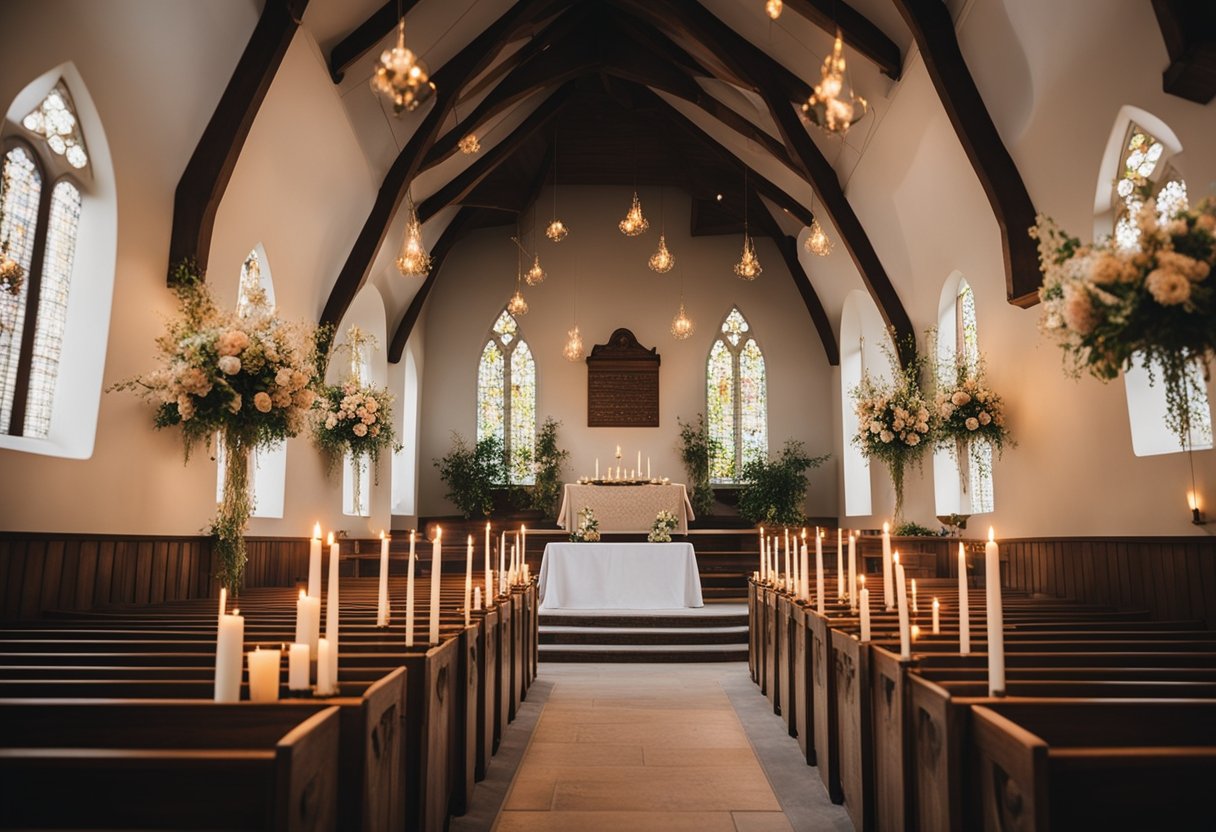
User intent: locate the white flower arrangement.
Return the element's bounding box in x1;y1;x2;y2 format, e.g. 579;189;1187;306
648;509;679;543
571;506;600;542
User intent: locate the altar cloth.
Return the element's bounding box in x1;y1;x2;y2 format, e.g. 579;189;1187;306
538;542;704;610
556;483;695;534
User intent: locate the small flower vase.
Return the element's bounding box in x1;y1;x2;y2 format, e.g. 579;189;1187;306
215;429;253;593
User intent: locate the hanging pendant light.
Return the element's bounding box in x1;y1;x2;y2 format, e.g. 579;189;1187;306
563;325;585;361
396;192;431;276
618;191;649;236
671;266;694;340
734;171;761;280
801;29;867;135
649;234;675;273
452;102;479;154
804;218;833;256
765;0;784;20
507;232;528;316
546;135;568;242
370;4;436;115
525;254;546;286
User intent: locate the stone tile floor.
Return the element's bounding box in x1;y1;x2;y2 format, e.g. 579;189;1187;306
453;663;852;832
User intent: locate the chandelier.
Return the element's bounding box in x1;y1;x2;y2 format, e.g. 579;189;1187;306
649;234;675;273
395;193;430;276
525;254;546;286
618;191;649;236
370;14;435;115
458;133;480;154
563;325;585;361
671;302;694;340
801;30;867;135
735;234;762;280
507;286;529;316
804;218;833;256
765;1;783;20
546;136;568;241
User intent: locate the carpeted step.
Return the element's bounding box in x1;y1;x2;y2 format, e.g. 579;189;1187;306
537;612;747;629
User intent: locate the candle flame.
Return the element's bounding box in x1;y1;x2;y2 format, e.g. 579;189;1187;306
802;528;807;539
468;534;473;543
883;521;889;533
911;624;920;640
893;551;900;565
380;530;386;540
1188;491;1199;510
988;527;995;543
299;589;306;600
232;608;239;616
327;532;334;545
436;526;442;540
486;521;491;530
933;597;940;608
859;574;865;587
313;522;321;539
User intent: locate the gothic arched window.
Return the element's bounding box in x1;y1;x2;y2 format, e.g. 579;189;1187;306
477;309;535;484
707;307;767;482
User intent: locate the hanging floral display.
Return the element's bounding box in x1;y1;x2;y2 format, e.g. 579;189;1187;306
933;348;1014;492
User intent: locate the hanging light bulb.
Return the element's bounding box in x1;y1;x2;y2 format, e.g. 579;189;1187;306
507;286;529;316
671;302;695;340
525;254;546;286
458;133;480;154
370;17;436;115
563;325;585;361
396;195;430;276
734;233;762;280
618;191;649;236
801;30;868;135
765;0;784;20
648;234;675;273
804;219;834;256
546;219;568;242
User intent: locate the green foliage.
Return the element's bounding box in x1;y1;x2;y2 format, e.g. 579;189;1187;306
736;440;829;527
530;418;569;520
435;433;507;519
893;521;936;537
678;414;720;518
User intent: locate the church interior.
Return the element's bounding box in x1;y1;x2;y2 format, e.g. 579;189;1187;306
0;0;1214;829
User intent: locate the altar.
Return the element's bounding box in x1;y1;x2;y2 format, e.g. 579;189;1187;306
556;482;696;534
538;542;704;610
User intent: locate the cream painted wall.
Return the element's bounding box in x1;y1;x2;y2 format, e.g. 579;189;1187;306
416;187;838;519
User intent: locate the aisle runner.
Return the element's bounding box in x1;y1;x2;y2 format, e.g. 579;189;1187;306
493;665;824;831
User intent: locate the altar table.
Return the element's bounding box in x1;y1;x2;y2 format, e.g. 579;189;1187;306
556;482;696;534
538;542;704;610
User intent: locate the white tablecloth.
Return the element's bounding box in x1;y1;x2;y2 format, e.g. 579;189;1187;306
538;542;704;610
556;483;696;534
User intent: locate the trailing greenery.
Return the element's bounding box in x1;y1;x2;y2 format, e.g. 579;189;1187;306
893;520;937;537
530;418;569;520
435;433;506;519
678;414;720;518
736;440;829;527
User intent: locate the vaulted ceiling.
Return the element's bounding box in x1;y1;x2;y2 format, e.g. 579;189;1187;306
171;0;1055;368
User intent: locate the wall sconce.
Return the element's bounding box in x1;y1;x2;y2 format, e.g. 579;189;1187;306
1188;491;1206;525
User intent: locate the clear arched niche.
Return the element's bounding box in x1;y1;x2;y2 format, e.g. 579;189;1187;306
839;290;891;517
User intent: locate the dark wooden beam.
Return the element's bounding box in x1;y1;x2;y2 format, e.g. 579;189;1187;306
327;0;422;84
388;208;480;362
1152;0;1216;104
893;0;1041;307
783;0;902;80
418;85;573;222
752;195;840;365
320;0;566;329
166;0;307;282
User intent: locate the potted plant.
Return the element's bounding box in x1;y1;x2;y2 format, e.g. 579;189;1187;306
434;433;507;519
678;413;720;519
530;417;569;521
736;440;829;527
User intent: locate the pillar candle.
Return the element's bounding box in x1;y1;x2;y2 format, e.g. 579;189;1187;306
836;529;845;599
464;534;474;624
637;450;641;474
308;523;322;599
499;531;507;594
294;590;320;658
377;531;390;627
894;556;910;659
799;531;809;601
485;522;493;609
859;578;871;642
958;542;971;655
317;637;333;695
783;529;791;590
848;532;857;610
326;533;340;690
405;530;417;648
815;529;825;615
247;646;280;703
521;525;527;576
288;642;309;691
759;528;766;582
985;528;1006;695
881;521;894;610
932;597;941;635
911;578;918;613
647;457;651;479
595;458;599;479
430;528;442;643
474;586;482;611
214;609;244;703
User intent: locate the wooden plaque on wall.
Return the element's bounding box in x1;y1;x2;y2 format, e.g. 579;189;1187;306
586;328;661;427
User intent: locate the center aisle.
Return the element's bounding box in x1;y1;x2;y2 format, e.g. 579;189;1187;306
485;664;852;832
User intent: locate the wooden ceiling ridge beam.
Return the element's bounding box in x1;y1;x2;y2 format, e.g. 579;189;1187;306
893;0;1040;307
327;0;423;84
166;0;308;283
782;0;902;80
1152;0;1216;104
387;207;480;362
418;84;575;223
752;193;840;366
320;0;564;329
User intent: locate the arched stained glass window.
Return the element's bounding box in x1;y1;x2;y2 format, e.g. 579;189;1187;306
0;145;42;432
707;307;767;482
1113;123;1187;252
477;309;535;484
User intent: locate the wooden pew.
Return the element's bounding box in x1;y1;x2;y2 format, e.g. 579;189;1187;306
0;705;340;831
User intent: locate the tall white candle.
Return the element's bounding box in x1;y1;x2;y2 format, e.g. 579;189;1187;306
317;637;333;695
894;555;910;659
595;458;599;479
799;531;809;601
377;530;390;627
647;457;651;479
218;586;227;626
520;525;527;576
308;523;322;599
985;528;1006;695
247;646;280;703
288;642;310;691
214;609;244;702
294;590;320;658
783;529;791;590
837;529;845;599
759;528;766;582
474;586;482;611
848;532;857;610
464;534;474;625
485;522;492;609
405;531;417;648
911;578;918;613
499;531;507;593
881;521;894;609
815;529;825;614
326;533;340;691
958;542;971;655
429;528;443;643
932;597;941;635
859;576;871;642
637;450;642;473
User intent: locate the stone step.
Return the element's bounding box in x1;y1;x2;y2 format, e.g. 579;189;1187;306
540;625;749;646
537;611;747;629
538;643;749;663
